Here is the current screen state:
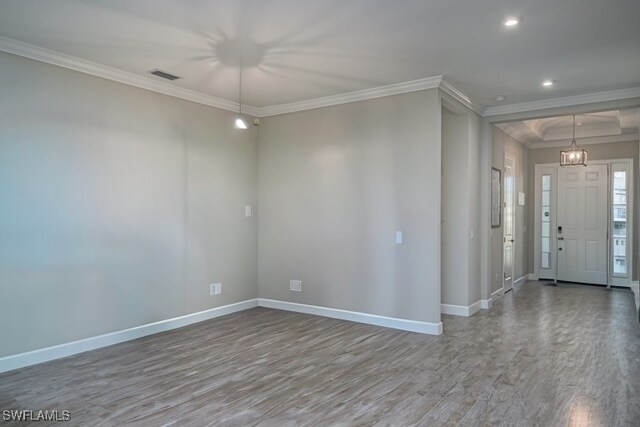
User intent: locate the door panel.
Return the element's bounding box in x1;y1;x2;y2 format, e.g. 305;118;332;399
557;164;608;284
503;155;515;292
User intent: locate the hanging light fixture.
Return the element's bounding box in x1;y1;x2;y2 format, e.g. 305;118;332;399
560;115;587;166
234;64;247;130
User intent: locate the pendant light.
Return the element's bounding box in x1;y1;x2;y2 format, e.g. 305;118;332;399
560;115;587;166
234;64;247;129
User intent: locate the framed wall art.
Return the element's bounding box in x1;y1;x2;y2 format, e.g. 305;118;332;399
491;167;501;228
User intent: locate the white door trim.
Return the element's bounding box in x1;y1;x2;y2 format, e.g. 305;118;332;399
503;153;516;292
533;159;634;286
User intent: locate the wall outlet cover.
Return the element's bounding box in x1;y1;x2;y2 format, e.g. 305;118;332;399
210;283;222;295
289;280;302;292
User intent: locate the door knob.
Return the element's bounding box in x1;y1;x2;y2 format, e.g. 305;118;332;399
558;237;564;240
510;239;515;243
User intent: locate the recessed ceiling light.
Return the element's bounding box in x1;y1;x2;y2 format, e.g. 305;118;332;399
504;17;520;27
542;80;554;87
495;95;506;101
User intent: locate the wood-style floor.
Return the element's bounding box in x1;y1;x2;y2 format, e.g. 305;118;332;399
1;281;639;426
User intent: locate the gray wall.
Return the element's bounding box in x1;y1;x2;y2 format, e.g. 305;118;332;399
441;103;483;306
441;109;469;306
467;109;482;304
0;52;258;357
258;90;442;324
491;126;530;293
527;140;639;281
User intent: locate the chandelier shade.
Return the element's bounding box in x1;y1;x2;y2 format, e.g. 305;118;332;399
560;115;587;167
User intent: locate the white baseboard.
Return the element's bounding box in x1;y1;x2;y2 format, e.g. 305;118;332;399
441;304;469;316
491;287;504;298
441;300;482;317
259;299;442;335
631;281;639;313
468;300;482;316
1;297;445;374
514;275;528;286
0;299;259;374
481;298;493;309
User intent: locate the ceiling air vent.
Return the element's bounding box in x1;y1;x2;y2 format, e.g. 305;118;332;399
147;69;181;81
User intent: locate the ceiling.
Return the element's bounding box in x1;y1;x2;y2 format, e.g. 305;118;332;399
0;0;639;111
496;108;640;148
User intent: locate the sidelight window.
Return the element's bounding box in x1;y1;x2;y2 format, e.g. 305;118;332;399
612;171;627;276
541;175;552;269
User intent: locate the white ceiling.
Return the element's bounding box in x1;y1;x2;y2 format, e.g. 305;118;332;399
0;0;639;110
496;108;640;148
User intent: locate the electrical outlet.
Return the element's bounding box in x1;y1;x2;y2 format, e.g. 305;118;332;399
289;280;302;292
210;283;222;295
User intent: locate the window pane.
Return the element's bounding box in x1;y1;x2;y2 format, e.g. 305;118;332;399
542;190;550;206
612;170;627;277
542;237;550;253
541;174;552;271
542;252;550;269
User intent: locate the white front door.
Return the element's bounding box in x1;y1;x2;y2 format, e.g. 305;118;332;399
557;164;608;284
503;155;516;292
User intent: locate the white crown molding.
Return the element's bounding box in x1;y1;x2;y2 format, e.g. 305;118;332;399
0;36;245;114
484;87;640;117
527;133;639;149
497;121;639;149
439;79;484;115
495;122;533;148
253;76;444;117
2;35;640;120
0;36;450;118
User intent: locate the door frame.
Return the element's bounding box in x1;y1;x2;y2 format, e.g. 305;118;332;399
503;153;516;292
533;158;634;286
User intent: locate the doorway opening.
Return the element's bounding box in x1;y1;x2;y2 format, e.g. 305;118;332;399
503;154;516;292
534;160;634;286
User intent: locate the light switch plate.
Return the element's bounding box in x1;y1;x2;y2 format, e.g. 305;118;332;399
245;205;252;217
395;231;403;245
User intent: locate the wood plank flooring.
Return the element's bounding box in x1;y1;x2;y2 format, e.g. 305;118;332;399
1;281;639;426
